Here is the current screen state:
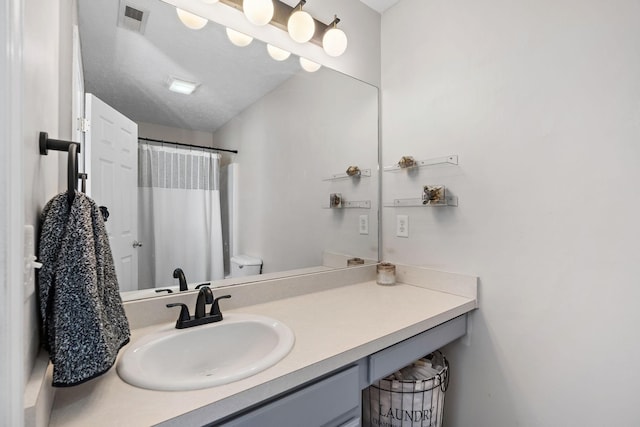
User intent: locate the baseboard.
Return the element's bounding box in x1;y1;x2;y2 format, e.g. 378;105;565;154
24;351;55;427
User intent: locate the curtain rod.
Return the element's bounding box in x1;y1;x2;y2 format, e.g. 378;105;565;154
138;136;238;154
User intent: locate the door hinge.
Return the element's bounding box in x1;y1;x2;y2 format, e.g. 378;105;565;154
77;117;90;133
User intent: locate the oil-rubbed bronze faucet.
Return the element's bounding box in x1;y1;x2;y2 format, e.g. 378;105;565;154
194;286;213;319
173;268;188;291
166;286;231;329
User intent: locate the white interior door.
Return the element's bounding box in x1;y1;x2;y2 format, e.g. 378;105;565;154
85;93;138;292
71;25;84;170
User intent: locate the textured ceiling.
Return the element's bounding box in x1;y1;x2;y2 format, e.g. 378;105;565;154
358;0;401;13
78;0;301;133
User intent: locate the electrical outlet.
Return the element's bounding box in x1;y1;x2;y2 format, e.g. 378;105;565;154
396;215;409;238
359;215;369;235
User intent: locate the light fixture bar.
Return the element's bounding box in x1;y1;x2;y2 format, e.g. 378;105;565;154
218;0;332;47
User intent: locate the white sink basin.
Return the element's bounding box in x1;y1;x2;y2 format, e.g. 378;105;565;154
117;313;295;391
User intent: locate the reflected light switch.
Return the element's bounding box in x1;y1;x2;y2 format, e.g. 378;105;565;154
396;215;409;238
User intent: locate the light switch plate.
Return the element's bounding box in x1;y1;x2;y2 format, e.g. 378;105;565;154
359;215;369;235
396;215;409;238
24;225;36;299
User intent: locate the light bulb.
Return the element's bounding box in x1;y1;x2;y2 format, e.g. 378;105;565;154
299;57;321;72
176;8;208;30
267;44;291;61
226;28;253;47
243;0;274;26
287;9;315;43
323;27;347;57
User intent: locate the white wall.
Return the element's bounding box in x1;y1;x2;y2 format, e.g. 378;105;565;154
0;0;64;421
1;0;25;422
214;67;379;273
381;0;640;425
137;121;215;149
22;0;70;385
15;0;74;422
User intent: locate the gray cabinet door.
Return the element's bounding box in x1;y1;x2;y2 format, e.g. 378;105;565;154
219;366;360;427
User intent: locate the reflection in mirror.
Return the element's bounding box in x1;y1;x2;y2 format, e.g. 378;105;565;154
78;0;379;301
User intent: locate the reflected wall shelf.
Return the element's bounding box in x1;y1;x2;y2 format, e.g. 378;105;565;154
383;197;458;207
323;200;371;209
384;155;458;172
323;169;372;181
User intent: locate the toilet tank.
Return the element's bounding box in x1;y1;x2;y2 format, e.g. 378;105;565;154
230;255;263;277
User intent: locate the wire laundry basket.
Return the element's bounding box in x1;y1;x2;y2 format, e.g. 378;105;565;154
363;352;449;427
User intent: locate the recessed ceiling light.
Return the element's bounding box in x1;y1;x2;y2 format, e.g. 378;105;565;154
168;77;199;95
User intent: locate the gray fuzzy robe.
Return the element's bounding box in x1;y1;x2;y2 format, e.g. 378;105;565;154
38;191;130;387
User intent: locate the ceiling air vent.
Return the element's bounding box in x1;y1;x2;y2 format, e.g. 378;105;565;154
117;1;149;34
125;6;144;21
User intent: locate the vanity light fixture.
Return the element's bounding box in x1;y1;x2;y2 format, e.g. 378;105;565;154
243;0;274;26
322;15;347;57
178;0;347;60
176;8;208;30
226;28;253;47
267;44;291;61
299;57;321;72
168;77;199;95
287;1;315;43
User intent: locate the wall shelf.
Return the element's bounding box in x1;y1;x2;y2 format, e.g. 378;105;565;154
324;200;371;209
384;155;458;172
383;197;458;207
323;168;372;181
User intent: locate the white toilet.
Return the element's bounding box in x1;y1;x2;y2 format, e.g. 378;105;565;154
230;255;263;277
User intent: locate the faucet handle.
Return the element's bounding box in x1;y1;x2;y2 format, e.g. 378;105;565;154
210;295;231;318
166;303;191;329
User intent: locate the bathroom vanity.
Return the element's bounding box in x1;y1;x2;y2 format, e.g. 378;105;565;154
45;264;477;426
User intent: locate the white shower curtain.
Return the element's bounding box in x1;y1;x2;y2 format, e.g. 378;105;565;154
138;143;224;289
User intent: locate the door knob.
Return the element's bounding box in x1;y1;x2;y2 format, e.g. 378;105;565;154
133;240;143;248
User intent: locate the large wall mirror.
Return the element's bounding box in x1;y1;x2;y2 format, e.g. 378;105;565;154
78;0;380;301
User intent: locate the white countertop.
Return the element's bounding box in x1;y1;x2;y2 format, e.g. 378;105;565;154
48;270;477;426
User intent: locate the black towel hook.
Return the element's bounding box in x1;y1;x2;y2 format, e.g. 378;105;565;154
39;132;82;206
